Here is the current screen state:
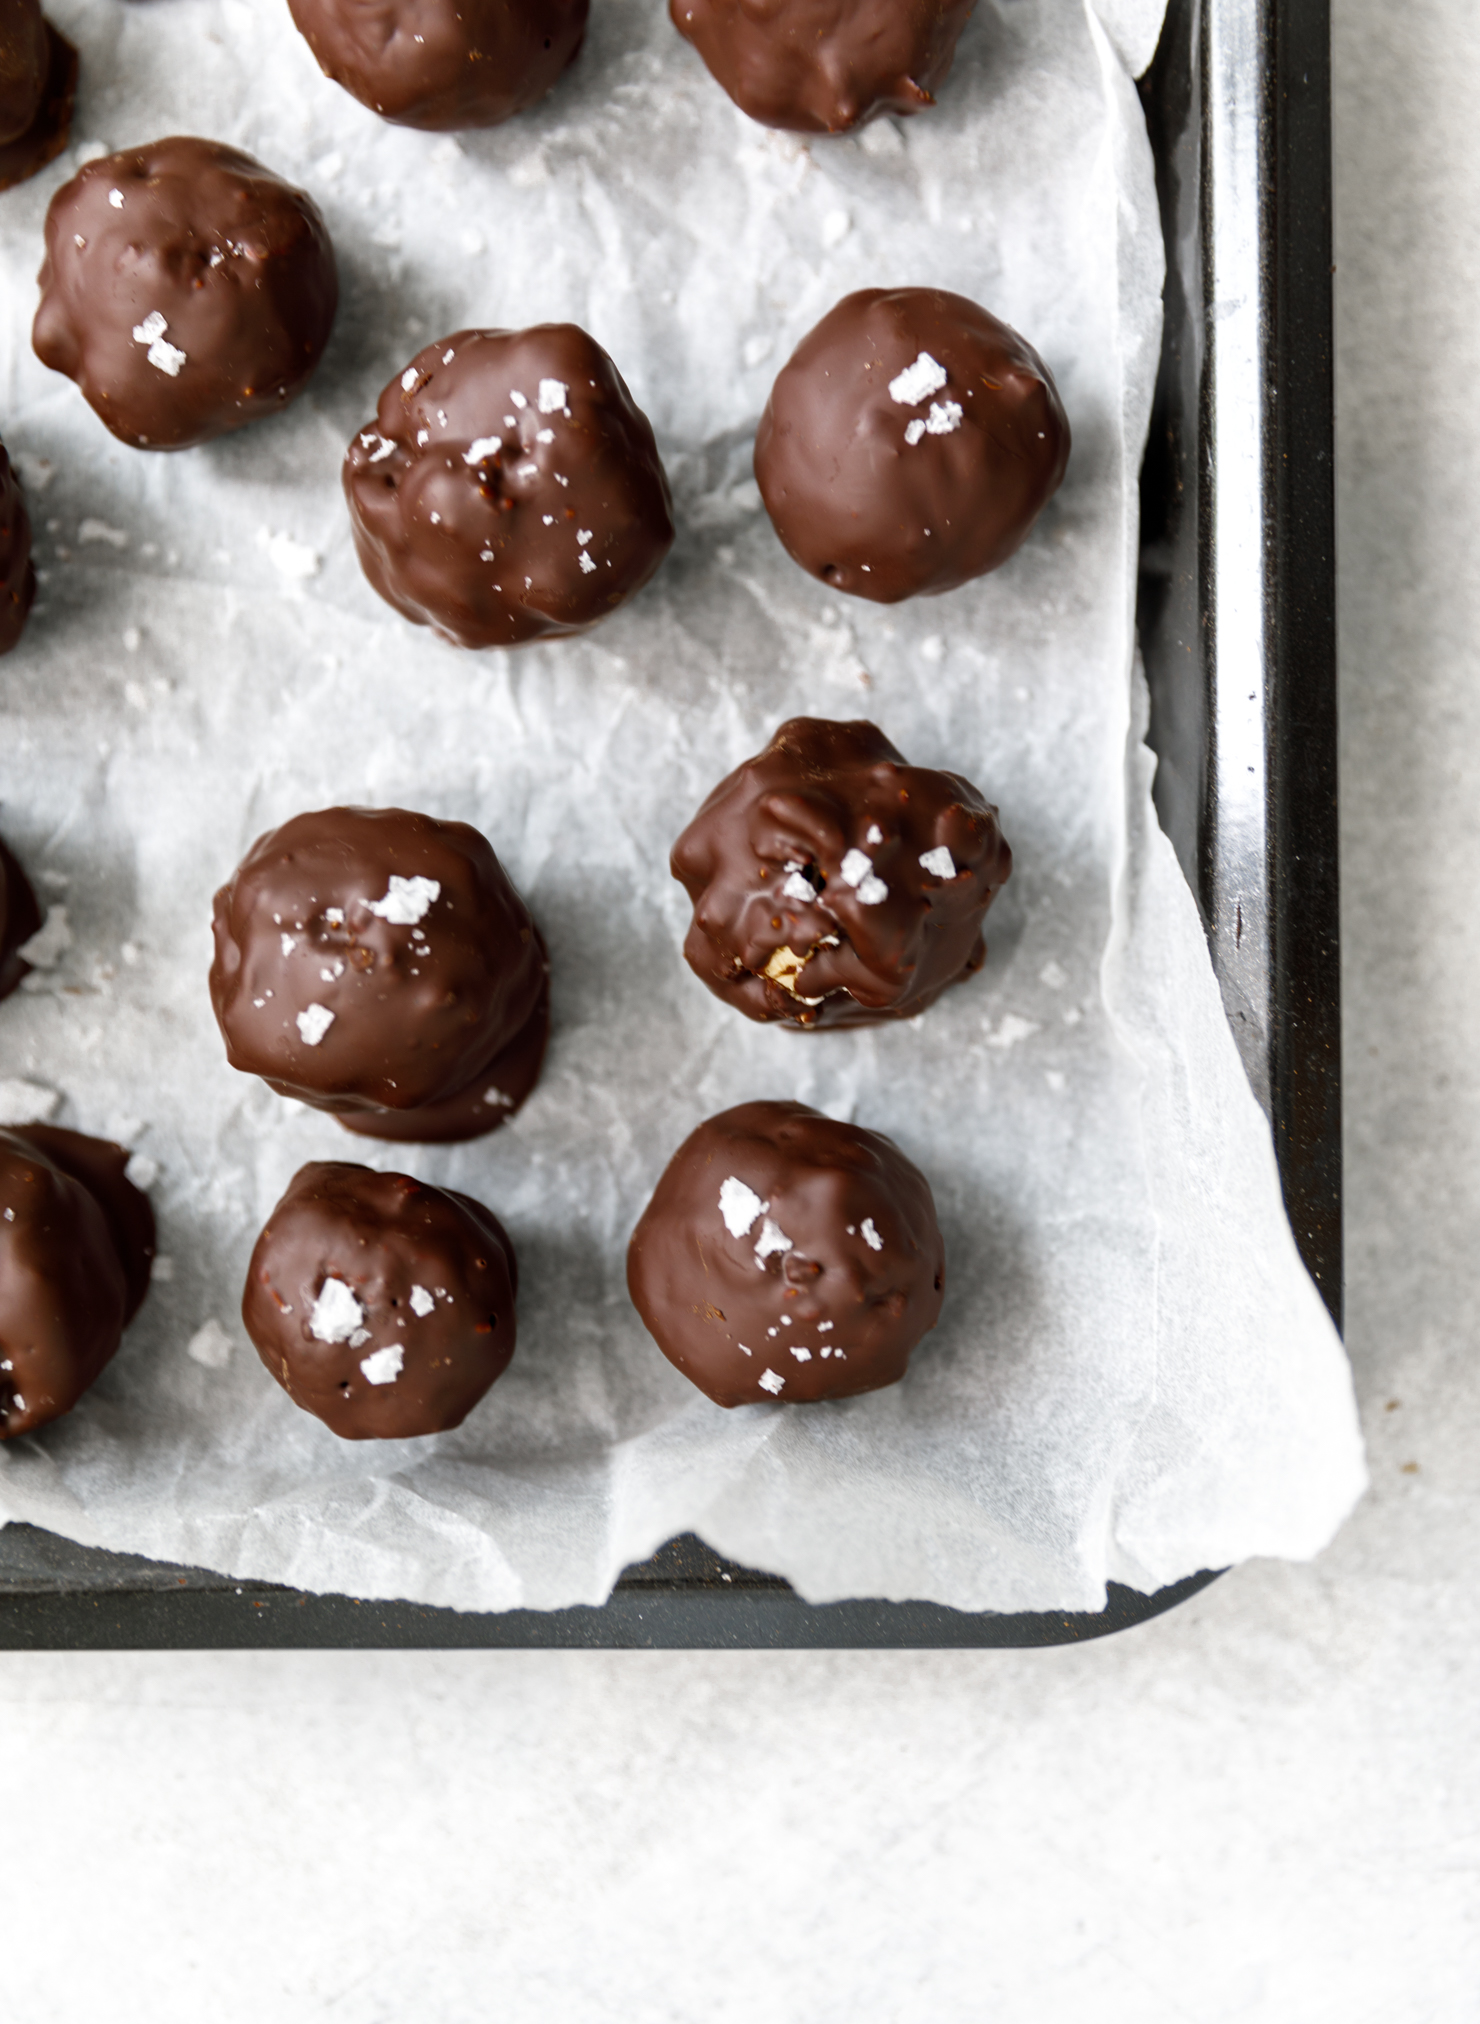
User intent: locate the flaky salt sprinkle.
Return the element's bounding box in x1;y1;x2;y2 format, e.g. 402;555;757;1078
401;367;420;392
839;848;888;905
366;874;440;924
790;1345;812;1362
409;1285;435;1317
309;1276;364;1344
297;1004;334;1046
919;845;958;879
860;1217;883;1251
924;400;963;436
889;351;948;406
781;870;815;904
758;1369;786;1395
360;432;396;463
131;311;186;378
463;435;502;464
108;188;124;208
360;1344;404;1386
719;1175;766;1237
509;389;528;409
578;551;596;574
537;379;569;414
753;1216;793;1266
866;824;883;845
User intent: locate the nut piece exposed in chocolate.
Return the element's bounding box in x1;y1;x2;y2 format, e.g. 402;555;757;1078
345;325;674;648
672;0;975;134
33;136;338;451
754;287;1070;602
0;831;42;1001
209;806;549;1144
288;0;588;131
0;0;75;192
673;716;1011;1028
0;440;35;657
628;1100;944;1406
0;1123;156;1440
243;1161;517;1440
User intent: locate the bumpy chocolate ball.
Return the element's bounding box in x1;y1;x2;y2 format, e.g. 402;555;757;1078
287;0;588;131
0;832;42;1001
628;1100;944;1407
754;287;1070;603
33;136;338;451
345;325;674;648
0;0;74;191
672;0;975;134
243;1161;517;1440
0;440;35;657
672;716;1011;1028
209;806;549;1144
0;1124;156;1440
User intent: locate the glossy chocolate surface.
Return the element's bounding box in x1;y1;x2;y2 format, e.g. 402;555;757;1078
346;324;674;648
0;1124;155;1440
33;136;337;450
754;287;1070;602
288;0;587;131
0;437;35;656
210;805;548;1143
627;1100;944;1406
672;716;1011;1027
243;1161;518;1440
0;9;74;191
671;0;975;134
0;834;42;1002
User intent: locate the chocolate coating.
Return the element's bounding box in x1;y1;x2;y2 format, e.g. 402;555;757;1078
0;439;35;657
243;1161;517;1440
210;805;549;1143
672;0;975;134
287;0;587;131
346;325;674;648
0;834;42;1002
672;716;1011;1028
628;1100;944;1406
0;1124;155;1440
754;287;1070;602
0;8;75;192
33;136;338;451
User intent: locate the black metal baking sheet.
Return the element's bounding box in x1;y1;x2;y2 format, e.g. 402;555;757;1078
0;0;1337;1651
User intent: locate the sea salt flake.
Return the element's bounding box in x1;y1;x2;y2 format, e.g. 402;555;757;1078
309;1277;364;1344
409;1285;435;1317
781;870;816;904
535;428;555;444
108;188;124;208
790;1345;812;1362
401;367;420;391
758;1369;786;1395
577;529;593;545
817;1321;833;1332
753;1216;793;1265
904;418;926;446
366;874;440;924
509;389;528;409
719;1175;766;1238
280;932;296;957
924;400;963;436
919;846;957;879
860;1217;883;1251
866;824;883;845
738;1344;753;1356
124;1153;158;1190
324;907;344;927
889;351;948;406
578;551;596;574
360;1344;404;1386
857;874;888;905
297;1004;334;1046
537;379;568;413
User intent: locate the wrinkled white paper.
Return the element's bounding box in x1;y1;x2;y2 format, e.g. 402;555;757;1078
0;0;1365;1612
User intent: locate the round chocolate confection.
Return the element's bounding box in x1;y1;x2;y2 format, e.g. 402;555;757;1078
0;439;35;657
242;1161;517;1440
627;1100;944;1407
671;0;975;134
672;716;1011;1028
0;831;43;1001
210;806;549;1144
0;0;76;193
0;1123;156;1440
345;325;674;649
32;136;338;451
287;0;588;131
754;287;1070;602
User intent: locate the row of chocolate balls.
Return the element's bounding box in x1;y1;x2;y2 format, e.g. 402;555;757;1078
0;128;1070;659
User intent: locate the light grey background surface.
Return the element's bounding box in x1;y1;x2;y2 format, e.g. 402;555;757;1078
1;1;1475;2016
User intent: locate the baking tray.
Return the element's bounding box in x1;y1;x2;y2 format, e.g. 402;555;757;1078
0;0;1338;1651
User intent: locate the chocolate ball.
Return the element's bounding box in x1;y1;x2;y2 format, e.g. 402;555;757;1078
0;439;35;657
33;136;338;451
628;1100;944;1407
754;287;1070;602
0;1124;156;1440
0;1;74;192
209;806;549;1144
671;0;976;134
243;1161;517;1440
0;832;42;1001
287;0;588;131
672;716;1011;1028
345;325;675;648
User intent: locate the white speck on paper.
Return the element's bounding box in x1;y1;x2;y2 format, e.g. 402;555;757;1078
484;1087;513;1108
860;1217;883;1251
537;379;568;413
919;846;957;880
315;151;344;181
409;1285;435;1317
258;528;321;580
578;551;596;574
790;1345;813;1361
984;1012;1040;1050
821;208;850;248
921;634;944;663
79;519;128;549
889;352;948;406
186;1319;234;1369
719;1176;766;1238
0;1078;61;1125
366;875;440;924
758;1369;786;1395
297;1004;335;1046
753;1216;793;1265
1040;960;1069;990
1045;1069;1067;1092
123;1153;158;1190
108;188;124;208
742;334;773;368
360;1344;405;1386
17;907;71;969
151;1254;175;1281
309;1277;364;1343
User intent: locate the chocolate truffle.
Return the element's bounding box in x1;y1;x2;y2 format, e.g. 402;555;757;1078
0;439;35;657
628;1100;944;1406
672;716;1011;1028
754;287;1070;602
345;325;674;648
672;0;975;134
209;806;549;1144
242;1161;517;1440
33;137;338;451
0;0;76;192
0;1123;156;1440
287;0;588;131
0;831;42;1001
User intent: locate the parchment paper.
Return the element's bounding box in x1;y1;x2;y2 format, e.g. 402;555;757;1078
0;0;1366;1612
